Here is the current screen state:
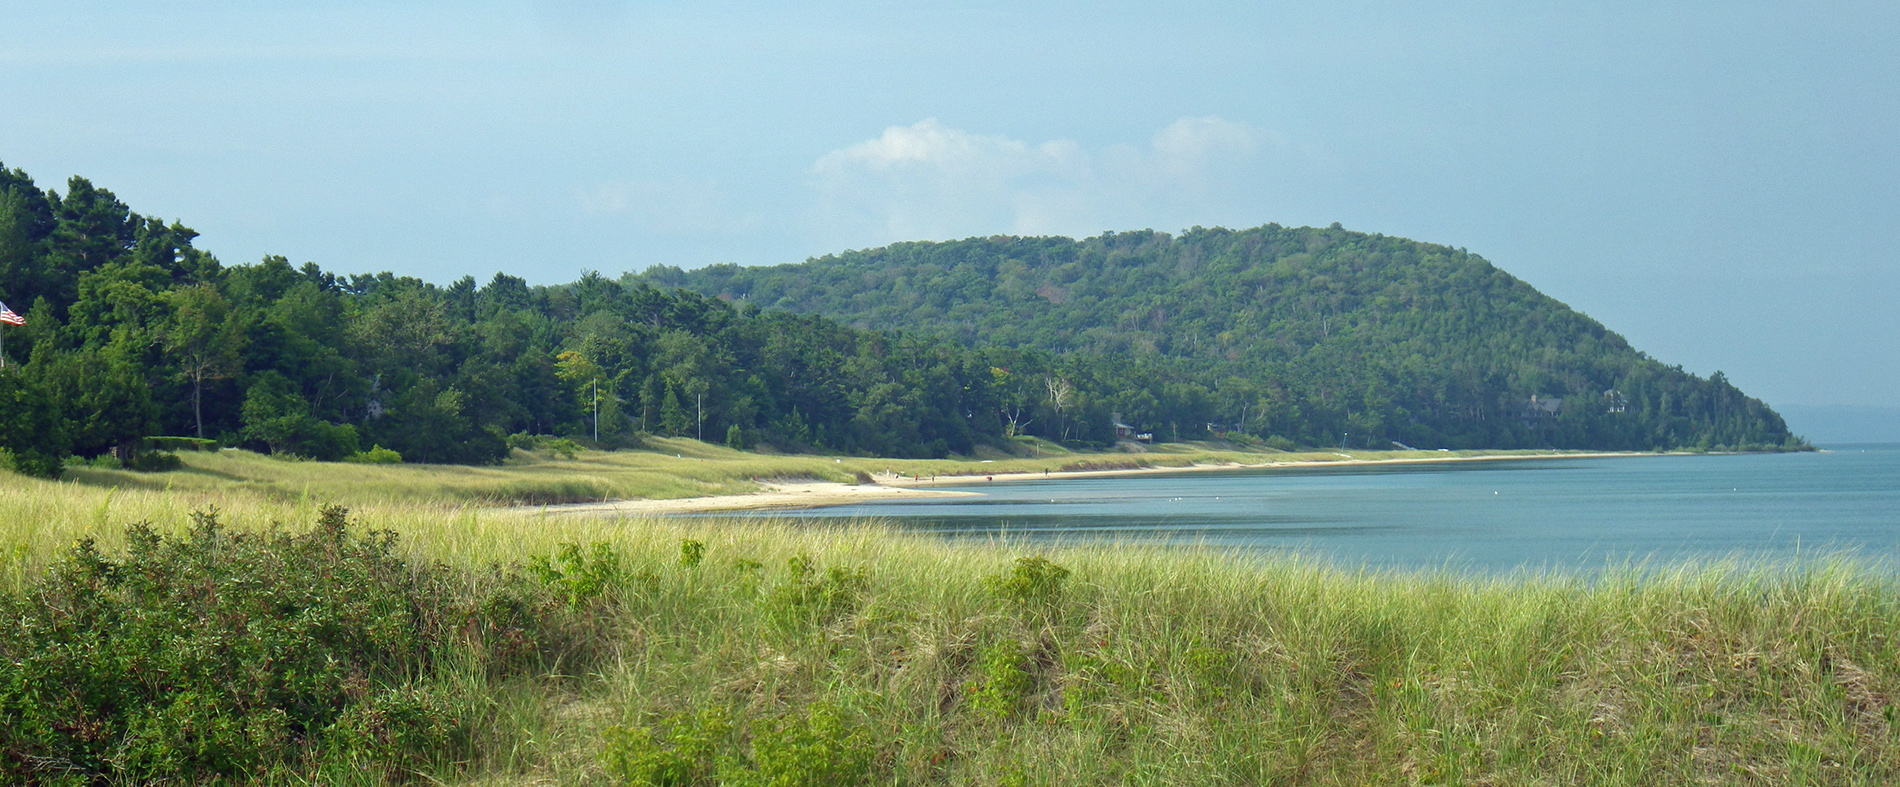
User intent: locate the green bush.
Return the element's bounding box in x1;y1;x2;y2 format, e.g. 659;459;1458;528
679;539;706;568
601;708;734;787
0;445;65;478
983;556;1070;608
969;640;1035;720
528;542;626;609
76;453;122;469
738;703;873;787
766;554;869;628
505;433;582;459
346;444;404;464
602;704;874;787
124;450;182;472
0;507;614;785
1264;434;1298;451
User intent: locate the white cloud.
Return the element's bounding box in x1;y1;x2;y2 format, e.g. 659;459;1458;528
808;116;1274;247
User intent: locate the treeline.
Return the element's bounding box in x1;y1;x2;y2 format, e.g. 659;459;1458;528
0;164;1029;475
644;226;1804;453
0;163;1802;476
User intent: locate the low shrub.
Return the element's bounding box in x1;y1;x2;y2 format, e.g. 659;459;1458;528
679;539;706;568
983;556;1070;608
505;433;583;459
602;703;873;787
766;553;869;628
124;450;182;472
346;444;404;464
0;506;617;785
968;640;1035;720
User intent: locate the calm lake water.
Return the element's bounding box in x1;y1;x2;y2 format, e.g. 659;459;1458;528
742;444;1900;573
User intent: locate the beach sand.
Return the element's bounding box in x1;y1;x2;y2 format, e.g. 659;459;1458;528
535;451;1658;517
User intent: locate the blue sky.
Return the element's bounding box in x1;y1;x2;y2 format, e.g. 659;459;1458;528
3;1;1896;424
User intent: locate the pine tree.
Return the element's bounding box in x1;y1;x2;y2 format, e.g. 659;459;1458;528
659;384;689;437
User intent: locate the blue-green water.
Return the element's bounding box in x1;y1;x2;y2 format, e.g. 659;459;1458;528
744;445;1900;572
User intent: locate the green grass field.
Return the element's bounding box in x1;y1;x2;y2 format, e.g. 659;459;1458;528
4;444;1894;785
52;437;1551;508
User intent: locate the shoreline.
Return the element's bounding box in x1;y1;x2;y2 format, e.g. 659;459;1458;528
538;449;1666;517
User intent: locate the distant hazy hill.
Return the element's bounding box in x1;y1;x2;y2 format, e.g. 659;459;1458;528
643;225;1801;451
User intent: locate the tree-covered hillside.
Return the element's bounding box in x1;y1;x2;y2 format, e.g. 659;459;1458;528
643;226;1802;452
0;163;1008;474
0;161;1801;475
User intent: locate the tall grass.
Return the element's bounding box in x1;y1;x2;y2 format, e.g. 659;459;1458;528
4;463;1895;784
52;438;1564;507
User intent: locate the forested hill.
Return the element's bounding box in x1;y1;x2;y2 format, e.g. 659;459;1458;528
0;161;1800;475
640;226;1802;452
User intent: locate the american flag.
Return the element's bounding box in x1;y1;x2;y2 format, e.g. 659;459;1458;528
0;301;23;326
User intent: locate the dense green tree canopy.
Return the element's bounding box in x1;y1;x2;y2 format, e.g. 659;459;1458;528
642;226;1802;452
0;162;1802;475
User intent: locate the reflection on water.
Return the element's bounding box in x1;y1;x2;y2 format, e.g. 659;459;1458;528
709;445;1900;573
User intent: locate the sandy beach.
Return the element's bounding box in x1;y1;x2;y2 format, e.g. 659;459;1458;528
537;450;1660;517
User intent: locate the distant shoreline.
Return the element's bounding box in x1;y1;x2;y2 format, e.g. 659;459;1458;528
540;450;1668;517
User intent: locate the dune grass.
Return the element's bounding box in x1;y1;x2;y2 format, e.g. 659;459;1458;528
5;454;1894;785
51;436;1581;509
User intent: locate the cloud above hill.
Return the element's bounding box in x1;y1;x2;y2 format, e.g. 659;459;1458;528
808;116;1272;247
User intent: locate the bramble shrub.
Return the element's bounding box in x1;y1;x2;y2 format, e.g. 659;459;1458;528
601;703;873;787
738;702;874;787
601;708;734;787
983;556;1070;608
528;541;626;609
679;539;706;568
766;553;869;628
0;506;616;785
969;640;1035;721
1061;652;1158;718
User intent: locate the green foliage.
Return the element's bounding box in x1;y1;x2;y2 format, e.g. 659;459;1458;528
651;228;1806;452
122;449;181;472
969;640;1036;721
736;703;874;787
346;443;404;464
0;161;1805;464
601;708;734;787
601;704;874;787
527;541;626;609
240;371;359;460
507;433;582;459
0;366;68;477
0;506;614;785
679;539;706;568
984;556;1071;608
766;553;869;628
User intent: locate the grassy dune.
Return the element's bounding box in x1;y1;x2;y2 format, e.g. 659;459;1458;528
4;452;1896;785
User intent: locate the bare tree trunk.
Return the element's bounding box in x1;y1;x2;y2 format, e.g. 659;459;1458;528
193;374;204;438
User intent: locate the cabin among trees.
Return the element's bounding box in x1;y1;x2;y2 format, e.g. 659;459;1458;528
1519;395;1563;428
1111;413;1153;443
